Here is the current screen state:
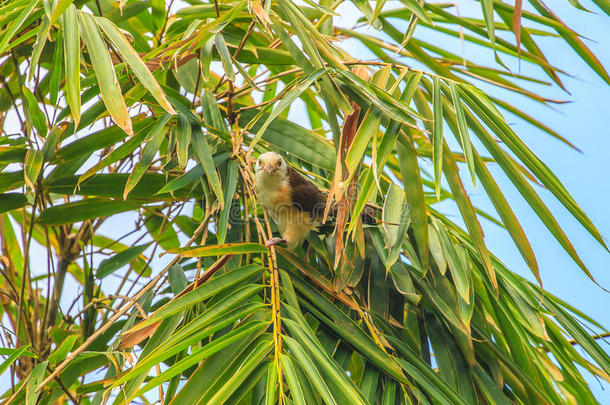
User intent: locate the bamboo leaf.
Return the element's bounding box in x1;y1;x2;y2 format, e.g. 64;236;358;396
28;16;50;82
25;361;47;405
0;0;38;55
176;113;191;167
0;193;27;214
23;149;43;190
62;4;81;127
214;33;235;82
192;127;225;207
280;354;307;405
265;361;278;405
0;345;30;375
247;69;327;153
78;11;132;134
22;87;47;136
47;335;78;365
432;76;443;200
96;244;149;279
96;17;176;114
449;82;476;185
397;135;429;271
134;322;269;399
459;84;607;251
217;159;239;244
169;243;268;257
38;198;139;225
123;114;170;199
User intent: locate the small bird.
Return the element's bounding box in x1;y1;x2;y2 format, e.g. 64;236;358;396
254;152;326;249
254;151;376;249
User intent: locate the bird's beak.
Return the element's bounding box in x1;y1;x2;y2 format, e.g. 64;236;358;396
264;164;275;174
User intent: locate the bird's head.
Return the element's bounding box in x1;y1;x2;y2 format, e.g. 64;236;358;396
255;152;288;179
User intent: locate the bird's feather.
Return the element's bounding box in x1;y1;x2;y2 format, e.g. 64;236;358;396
287;166;328;220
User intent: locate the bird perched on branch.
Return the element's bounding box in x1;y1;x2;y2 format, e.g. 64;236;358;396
254;151;376;249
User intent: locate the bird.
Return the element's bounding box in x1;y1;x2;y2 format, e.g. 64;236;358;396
254;151;376;249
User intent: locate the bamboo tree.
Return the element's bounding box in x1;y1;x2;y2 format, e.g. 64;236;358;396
0;0;609;403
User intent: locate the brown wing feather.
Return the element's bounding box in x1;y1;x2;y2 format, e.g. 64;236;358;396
287;166;328;220
286;165;377;224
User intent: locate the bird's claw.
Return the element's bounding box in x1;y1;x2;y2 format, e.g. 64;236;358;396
265;237;286;247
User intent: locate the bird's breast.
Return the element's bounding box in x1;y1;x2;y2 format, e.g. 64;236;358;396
255;178;292;212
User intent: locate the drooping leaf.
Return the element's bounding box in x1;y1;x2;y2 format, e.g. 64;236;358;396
78;11;132;134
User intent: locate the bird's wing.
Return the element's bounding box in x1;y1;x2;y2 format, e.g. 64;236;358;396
287;166;327;220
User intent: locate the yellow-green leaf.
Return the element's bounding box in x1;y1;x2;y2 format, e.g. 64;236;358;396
95;17;176;115
24;149;43;190
62;4;81;128
78;11;132;135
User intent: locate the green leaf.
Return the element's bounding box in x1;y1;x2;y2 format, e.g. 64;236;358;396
47;335;78;365
51;0;74;23
116;301;265;387
0;344;30;375
459;84;607;251
23;149;43;190
265;361;278;405
290;277;406;387
382;183;406;267
38;198;139;225
192;127;225;207
0;193;28;214
0;0;38;55
26;360;47;405
214;33;235;82
336;70;424;124
78;11;132;134
449;81;476;185
144;209;180;250
217;160;239;244
480;0;496;49
432;76;443;200
248;69;327;153
77;120;155;184
389;262;421;304
283;336;338;405
0;171;25;193
201;336;273;404
441;142;496;290
399;0;433;24
156;152;229;195
96;244;149;279
128;264;261;331
21;86;47;136
201;36;214;82
95;17;176;114
280;354;307;405
283;318;367;405
169;243;268;257
62;4;80;127
123;114;170;199
176;114;191;167
135;322;269;399
397;136;429;271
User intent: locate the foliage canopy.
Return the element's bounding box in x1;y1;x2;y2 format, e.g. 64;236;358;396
0;0;609;403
